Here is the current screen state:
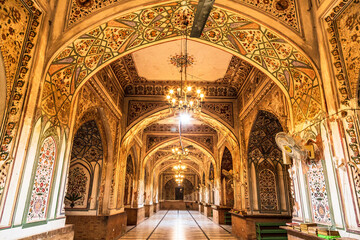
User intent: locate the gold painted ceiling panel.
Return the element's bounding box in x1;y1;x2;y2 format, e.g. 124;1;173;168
66;0;300;32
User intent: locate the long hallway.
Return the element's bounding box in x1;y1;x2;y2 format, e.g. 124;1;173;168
120;210;238;240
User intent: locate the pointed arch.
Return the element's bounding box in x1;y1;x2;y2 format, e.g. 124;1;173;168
142;137;216;168
65;120;104;210
42;0;323;132
247;110;290;214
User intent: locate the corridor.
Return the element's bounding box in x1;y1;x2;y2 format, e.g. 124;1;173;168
120;210;238;240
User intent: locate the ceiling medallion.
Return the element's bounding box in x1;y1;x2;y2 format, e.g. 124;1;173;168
169;54;195;68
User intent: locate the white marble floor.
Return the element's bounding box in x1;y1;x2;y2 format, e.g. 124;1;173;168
120;210;238;240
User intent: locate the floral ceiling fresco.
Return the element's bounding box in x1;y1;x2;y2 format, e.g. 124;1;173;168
66;0;301;32
42;0;322;129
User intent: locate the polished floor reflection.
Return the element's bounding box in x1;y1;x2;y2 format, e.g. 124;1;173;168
120;210;238;240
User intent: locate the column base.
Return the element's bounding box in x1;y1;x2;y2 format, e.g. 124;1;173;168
145;204;154;218
125;207;145;225
66;212;127;239
203;204;212;217
212;206;231;224
199;202;204;213
230;211;291;239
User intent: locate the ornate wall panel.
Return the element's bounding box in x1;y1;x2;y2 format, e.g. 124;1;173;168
127;101;168;125
26;136;56;223
0;0;42;199
43;0;322;128
203;102;234;127
247;110;286;213
64;165;91;209
325;0;360;105
185;135;214;153
146;135;173;152
258;161;278;211
144;123;216;134
307;161;332;225
124;80;238;97
65;120;103;209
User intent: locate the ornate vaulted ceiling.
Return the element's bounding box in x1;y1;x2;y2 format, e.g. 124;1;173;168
66;0;301;33
96;43;255;98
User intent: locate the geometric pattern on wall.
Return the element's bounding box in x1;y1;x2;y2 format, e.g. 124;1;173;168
325;0;360;106
43;0;322;127
66;0;300;32
202;102;234;127
307;161;332;225
65;120;103;209
71;120;103;164
26;136;56;223
258;160;278;211
247;110;284;213
128;101;168;126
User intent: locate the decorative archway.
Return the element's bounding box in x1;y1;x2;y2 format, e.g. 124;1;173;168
41;0;322;130
65;120;104;210
247;110;290;214
141;137;216;169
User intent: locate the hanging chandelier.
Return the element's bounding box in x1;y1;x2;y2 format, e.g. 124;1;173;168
165;5;205;114
172;146;189;160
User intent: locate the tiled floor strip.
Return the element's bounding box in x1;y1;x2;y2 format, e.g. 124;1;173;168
120;210;238;240
187;210;210;240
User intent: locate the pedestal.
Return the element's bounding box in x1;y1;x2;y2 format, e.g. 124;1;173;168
125;207;145;225
230;211;291;239
212;206;231;224
145;204;154;218
199;203;204;213
204;205;212;217
66;212;127;239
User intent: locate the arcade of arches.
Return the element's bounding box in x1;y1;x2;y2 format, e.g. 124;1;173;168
0;0;360;239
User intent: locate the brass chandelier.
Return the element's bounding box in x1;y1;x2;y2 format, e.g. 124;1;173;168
165;7;205;114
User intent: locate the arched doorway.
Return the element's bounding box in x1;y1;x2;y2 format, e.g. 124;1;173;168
164;178;194;200
221;147;234;208
247;110;290;214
